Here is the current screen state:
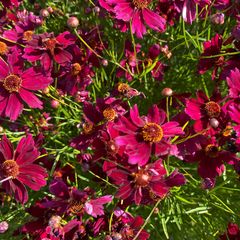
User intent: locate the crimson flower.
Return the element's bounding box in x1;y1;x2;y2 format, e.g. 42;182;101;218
99;0;166;38
197;34;224;79
115;104;183;166
107;159;185;205
185;90;223;132
226;68;240;98
0;48;52;120
44;179;113;218
23;31;75;71
0;135;48;204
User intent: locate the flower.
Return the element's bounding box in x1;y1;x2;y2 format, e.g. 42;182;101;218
99;0;166;38
23;31;75;71
197;34;224;79
0;48;52;120
44;179;113;218
0;135;48;204
185;90;223;132
107;159;185;205
226;68;240;98
115;104;183;166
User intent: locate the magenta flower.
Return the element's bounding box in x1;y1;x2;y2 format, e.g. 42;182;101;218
0;135;48;204
188;136;237;180
99;0;166;38
185;90;223;132
44;179;113;218
226;68;240;98
115;104;183;166
107;159;185;205
23;31;75;71
0;48;52;120
197;34;224;79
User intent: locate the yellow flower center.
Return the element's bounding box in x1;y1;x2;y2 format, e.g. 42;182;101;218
3;74;22;93
222;125;233;137
204;144;219;158
69;200;83;214
117;83;130;94
0;41;8;55
1;160;19;178
132;0;150;9
82;122;94;134
71;63;82;76
142;123;163;143
204;101;221;118
103;108;117;121
132;169;151;187
23;30;34;42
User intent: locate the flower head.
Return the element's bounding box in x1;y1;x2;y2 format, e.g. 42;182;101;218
0;135;48;204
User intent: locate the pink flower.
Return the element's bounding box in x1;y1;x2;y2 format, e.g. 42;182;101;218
0;135;48;204
107;159;185;205
0;48;52;120
115;104;183;166
226;68;240;98
99;0;166;38
23;31;75;71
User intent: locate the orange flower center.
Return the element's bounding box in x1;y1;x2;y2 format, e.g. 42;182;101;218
103;108;117;121
117;83;130;93
132;169;151;187
1;160;19;178
0;41;8;55
71;63;82;76
3;74;22;93
204;144;219;158
69;200;83;214
222;125;233;137
44;38;57;54
204;101;221;118
82;122;94;134
23;30;34;42
142;123;163;142
132;0;150;9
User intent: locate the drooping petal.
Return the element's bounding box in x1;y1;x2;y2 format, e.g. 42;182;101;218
49;179;70;199
142;8;166;32
5;93;23;121
19;88;43;109
0;135;14;160
21;67;52;90
54;49;73;65
131;10;146;39
162;121;184;137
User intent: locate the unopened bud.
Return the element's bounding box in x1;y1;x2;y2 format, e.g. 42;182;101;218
67;16;79;28
210;13;224;25
101;59;108;66
0;221;8;234
209;118;219;128
161;87;173;97
51;100;60;109
40;9;50;18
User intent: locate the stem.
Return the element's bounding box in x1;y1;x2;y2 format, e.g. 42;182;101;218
0;176;12;184
133;199;161;240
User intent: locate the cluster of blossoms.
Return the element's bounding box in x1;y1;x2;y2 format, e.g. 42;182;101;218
0;0;239;239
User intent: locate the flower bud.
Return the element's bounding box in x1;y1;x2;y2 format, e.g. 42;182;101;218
0;221;8;234
40;9;50;18
209;118;219;128
93;6;100;13
210;13;224;25
161;87;173;97
101;59;108;66
42;87;50;95
67;16;79;28
51;100;60;109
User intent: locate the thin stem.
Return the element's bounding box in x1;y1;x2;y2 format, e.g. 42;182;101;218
133;199;161;240
0;176;12;184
